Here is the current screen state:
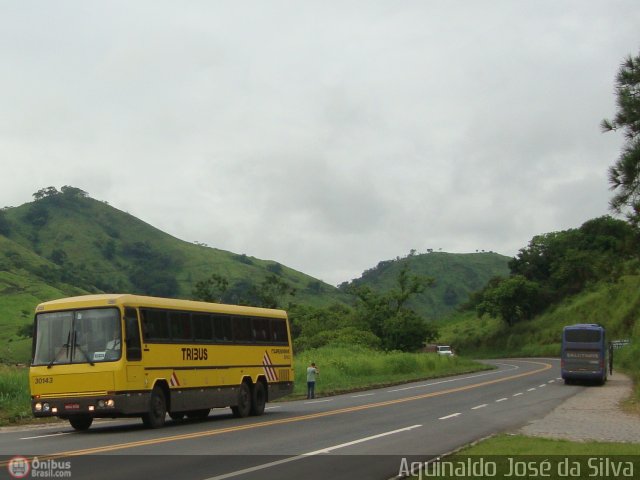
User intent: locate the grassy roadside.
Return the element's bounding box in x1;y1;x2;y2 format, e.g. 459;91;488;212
0;365;31;426
291;345;490;398
0;347;490;426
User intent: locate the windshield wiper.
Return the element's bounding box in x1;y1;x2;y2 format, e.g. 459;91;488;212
47;331;71;369
72;331;95;366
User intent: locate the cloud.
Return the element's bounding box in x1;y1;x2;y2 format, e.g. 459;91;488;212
1;1;639;284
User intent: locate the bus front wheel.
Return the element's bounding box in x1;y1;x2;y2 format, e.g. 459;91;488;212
142;386;167;428
69;415;93;431
231;382;251;418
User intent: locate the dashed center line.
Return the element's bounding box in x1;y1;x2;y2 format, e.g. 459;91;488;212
539;384;547;388
439;413;461;420
527;388;536;392
351;393;375;398
513;392;523;397
304;399;333;404
495;397;508;402
471;404;487;410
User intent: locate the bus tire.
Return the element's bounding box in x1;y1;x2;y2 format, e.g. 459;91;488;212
250;381;266;416
231;382;251;418
142;386;167;428
69;415;93;431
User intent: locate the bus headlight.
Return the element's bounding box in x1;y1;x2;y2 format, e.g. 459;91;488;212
34;402;42;412
97;399;115;409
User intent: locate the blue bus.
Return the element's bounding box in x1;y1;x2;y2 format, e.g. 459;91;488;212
561;324;608;385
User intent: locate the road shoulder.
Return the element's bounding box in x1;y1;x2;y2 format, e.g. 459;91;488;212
520;372;640;443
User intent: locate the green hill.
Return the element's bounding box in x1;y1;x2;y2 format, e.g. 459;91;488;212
0;187;513;362
341;251;511;319
0;187;351;362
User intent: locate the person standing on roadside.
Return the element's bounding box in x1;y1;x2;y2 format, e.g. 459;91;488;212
306;362;319;399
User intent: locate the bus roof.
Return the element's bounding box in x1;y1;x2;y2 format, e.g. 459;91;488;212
563;323;604;330
35;294;288;318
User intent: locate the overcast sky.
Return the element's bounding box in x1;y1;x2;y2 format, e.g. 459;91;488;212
1;2;639;285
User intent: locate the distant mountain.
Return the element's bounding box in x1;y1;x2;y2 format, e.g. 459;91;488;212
341;251;511;319
0;187;511;362
0;187;350;361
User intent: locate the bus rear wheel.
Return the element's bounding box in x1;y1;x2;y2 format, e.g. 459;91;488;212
69;415;93;431
142;386;167;428
250;381;266;416
231;382;251;418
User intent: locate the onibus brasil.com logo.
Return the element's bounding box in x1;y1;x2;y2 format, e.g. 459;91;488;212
7;456;71;478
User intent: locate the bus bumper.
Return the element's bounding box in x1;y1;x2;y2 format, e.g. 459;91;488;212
31;392;150;418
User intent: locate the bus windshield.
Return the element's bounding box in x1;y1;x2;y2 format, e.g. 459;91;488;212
564;329;601;343
33;308;121;366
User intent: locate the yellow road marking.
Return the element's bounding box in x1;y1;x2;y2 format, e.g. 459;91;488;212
1;360;552;464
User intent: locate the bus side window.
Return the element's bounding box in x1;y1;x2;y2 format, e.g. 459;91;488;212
124;308;142;361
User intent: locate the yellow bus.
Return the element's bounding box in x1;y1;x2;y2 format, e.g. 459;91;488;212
29;294;294;430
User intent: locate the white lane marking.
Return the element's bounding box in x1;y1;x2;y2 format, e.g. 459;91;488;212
527;388;536;392
539;384;546;388
471;404;487;410
439;413;461;420
495;398;508;403
304;399;333;404
387;363;520;393
556;377;562;380
264;406;281;410
351;393;375;398
513;392;523;397
205;424;423;479
20;432;72;440
548;380;555;383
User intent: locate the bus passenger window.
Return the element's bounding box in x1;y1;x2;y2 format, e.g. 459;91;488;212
213;315;231;342
193;314;213;342
233;317;252;343
141;309;170;341
169;311;192;341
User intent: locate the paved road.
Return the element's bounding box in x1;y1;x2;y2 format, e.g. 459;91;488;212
0;358;582;479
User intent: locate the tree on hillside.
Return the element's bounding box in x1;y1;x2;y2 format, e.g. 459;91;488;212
60;186;89;198
23;201;49;227
252;274;296;309
122;241;180;297
350;263;438;351
32;186;59;201
192;273;229;303
602;50;640;225
471;216;640;324
0;209;10;235
476;275;542;326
